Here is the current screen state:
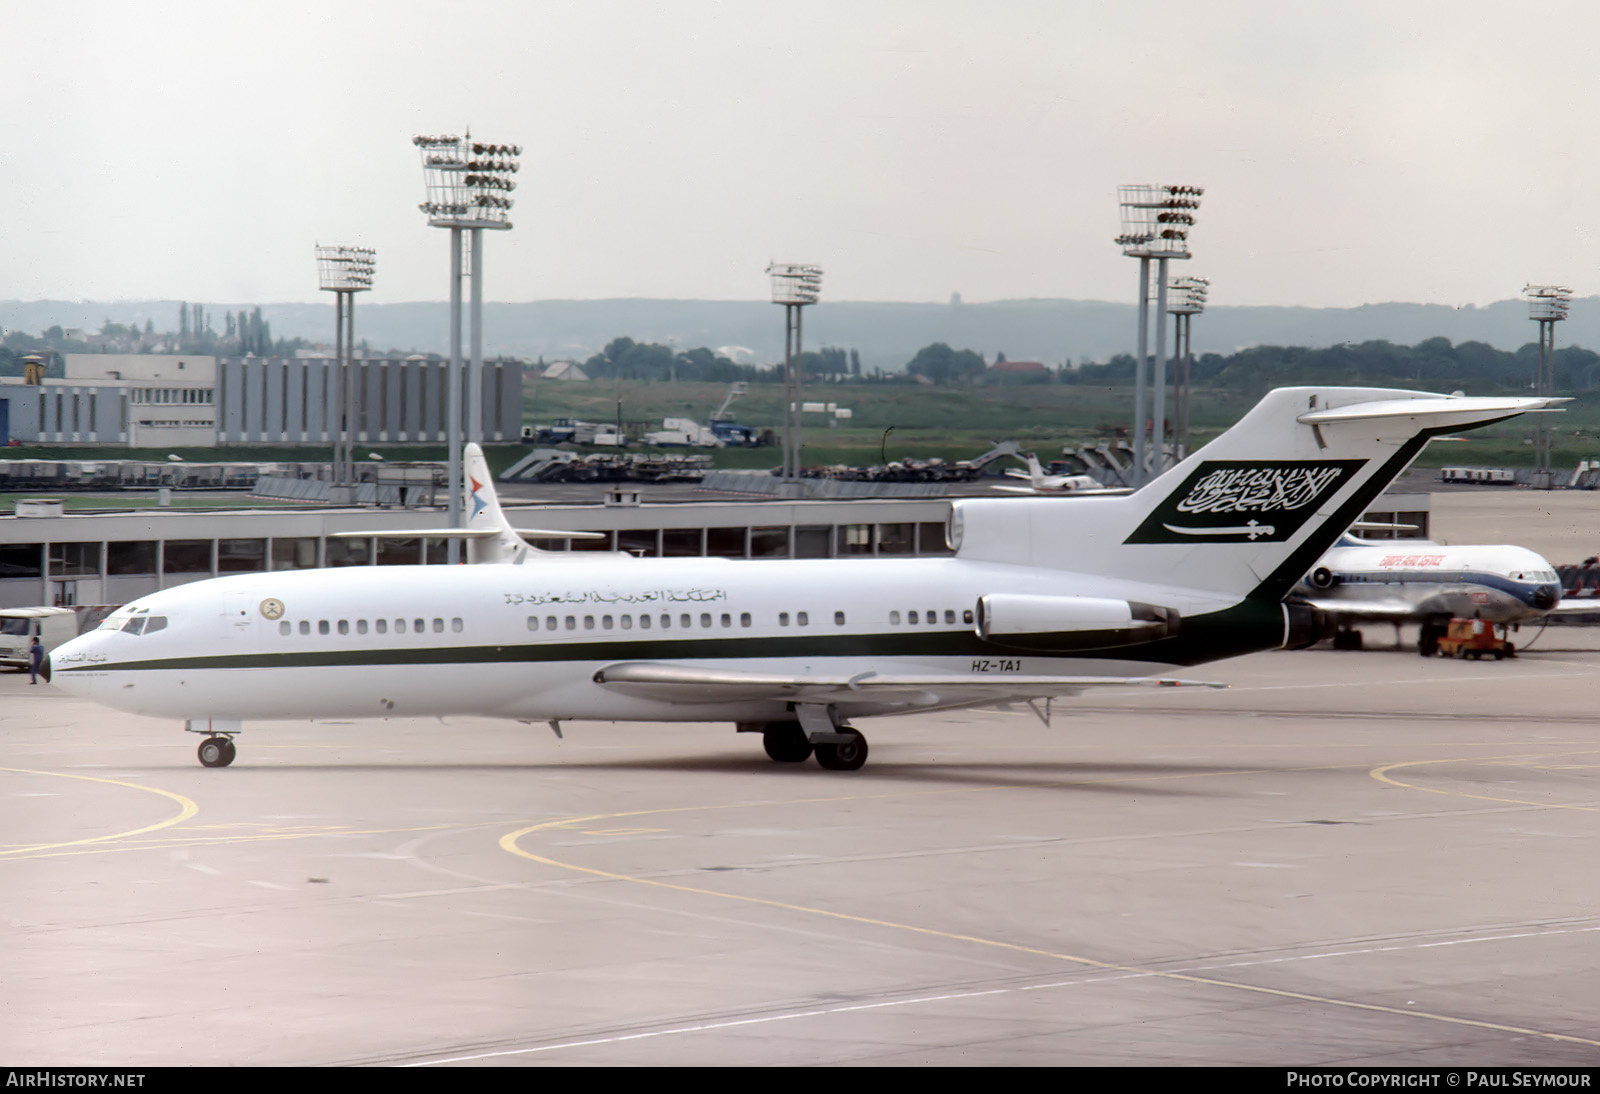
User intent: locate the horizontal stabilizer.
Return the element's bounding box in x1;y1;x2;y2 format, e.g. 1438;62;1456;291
1298;395;1567;426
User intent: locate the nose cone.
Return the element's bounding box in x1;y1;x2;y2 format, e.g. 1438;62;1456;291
1534;585;1559;611
47;633;97;696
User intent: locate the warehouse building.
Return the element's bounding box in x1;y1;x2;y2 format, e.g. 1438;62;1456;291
0;354;522;447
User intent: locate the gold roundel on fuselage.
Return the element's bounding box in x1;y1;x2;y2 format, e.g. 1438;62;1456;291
260;598;285;620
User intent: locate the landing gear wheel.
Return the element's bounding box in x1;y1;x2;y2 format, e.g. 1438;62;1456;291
814;727;868;771
1419;623;1441;657
198;736;235;768
762;721;813;763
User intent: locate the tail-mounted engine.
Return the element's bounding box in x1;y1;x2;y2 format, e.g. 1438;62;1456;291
975;593;1179;653
1281;600;1325;650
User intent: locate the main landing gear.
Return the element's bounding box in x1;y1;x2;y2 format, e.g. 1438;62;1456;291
746;709;870;771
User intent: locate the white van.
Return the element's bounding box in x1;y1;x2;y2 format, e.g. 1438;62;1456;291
0;608;79;670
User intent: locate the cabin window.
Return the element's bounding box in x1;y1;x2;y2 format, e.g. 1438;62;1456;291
356;620;368;635
450;618;461;632
279;621;290;636
700;613;712;628
299;620;310;635
639;614;651;629
944;610;956;624
319;620;330;635
720;613;732;627
395;619;407;634
834;611;845;625
432;618;444;633
621;615;633;630
963;610;974;624
545;617;557;631
565;616;576;630
338;620;349;635
584;616;595;630
602;614;614;629
659;614;670;628
376;619;387;634
926;610;936;625
797;612;808;626
890;611;901;625
414;618;425;633
909;611;919;624
527;617;539;631
779;612;790;626
682;614;693;628
740;612;751;627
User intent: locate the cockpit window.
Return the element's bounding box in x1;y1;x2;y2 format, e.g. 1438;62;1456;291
118;614;167;636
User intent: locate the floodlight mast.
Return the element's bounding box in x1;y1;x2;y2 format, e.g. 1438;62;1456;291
1167;276;1208;461
1117;184;1201;486
413;133;520;559
315;245;376;497
767;263;823;489
1523;283;1570;489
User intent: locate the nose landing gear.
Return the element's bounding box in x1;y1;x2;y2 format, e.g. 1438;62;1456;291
186;719;242;768
197;736;237;768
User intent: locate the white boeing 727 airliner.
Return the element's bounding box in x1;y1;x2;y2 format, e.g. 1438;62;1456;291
49;386;1560;771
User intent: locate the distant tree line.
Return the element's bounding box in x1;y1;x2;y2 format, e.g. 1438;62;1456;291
1067;337;1600;393
0;308;311;360
580;338;863;382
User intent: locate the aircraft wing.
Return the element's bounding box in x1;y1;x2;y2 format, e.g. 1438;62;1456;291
1294;596;1419;620
592;661;1224;707
1544;598;1600;618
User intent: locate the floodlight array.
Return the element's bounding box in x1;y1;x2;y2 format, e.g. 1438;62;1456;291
412;133;521;228
315;244;377;292
767;263;823;306
1116;184;1204;257
1168;275;1209;315
1523;283;1571;322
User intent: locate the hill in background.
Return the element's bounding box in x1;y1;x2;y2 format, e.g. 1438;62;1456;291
1;296;1590;372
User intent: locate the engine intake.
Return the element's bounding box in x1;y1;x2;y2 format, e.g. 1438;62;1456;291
975;593;1179;653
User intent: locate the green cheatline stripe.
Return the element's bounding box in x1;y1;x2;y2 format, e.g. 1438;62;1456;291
54;607;1283;674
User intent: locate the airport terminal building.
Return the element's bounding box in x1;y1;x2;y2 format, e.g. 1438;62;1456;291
0;354;523;447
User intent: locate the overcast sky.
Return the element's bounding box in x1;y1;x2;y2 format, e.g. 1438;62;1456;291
6;1;1597;311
